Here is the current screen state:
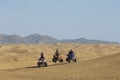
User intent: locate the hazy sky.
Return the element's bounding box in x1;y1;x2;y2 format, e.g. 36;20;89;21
0;0;120;41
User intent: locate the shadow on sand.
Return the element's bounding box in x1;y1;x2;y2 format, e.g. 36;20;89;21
2;62;68;71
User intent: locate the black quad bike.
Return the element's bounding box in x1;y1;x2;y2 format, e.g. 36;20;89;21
37;59;48;67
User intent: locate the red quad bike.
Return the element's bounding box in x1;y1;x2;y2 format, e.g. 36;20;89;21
52;56;63;63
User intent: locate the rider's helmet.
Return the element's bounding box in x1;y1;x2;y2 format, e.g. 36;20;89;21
41;52;43;54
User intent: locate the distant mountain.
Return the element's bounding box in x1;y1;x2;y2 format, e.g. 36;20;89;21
60;38;118;44
0;34;118;44
0;34;26;44
24;34;58;44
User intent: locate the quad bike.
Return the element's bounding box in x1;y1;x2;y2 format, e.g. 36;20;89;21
37;59;48;67
66;54;77;63
52;56;63;63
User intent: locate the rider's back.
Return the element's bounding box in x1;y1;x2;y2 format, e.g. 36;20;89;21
68;50;75;59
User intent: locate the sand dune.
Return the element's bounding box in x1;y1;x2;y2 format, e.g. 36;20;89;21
0;44;120;80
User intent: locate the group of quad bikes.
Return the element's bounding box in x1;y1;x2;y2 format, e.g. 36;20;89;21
37;50;77;67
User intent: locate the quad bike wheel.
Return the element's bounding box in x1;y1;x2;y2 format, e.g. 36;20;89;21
59;59;63;63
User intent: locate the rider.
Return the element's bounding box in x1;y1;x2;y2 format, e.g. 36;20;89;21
67;49;75;59
39;52;45;62
53;49;60;59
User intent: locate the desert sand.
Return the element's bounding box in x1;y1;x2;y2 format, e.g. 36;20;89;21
0;44;120;80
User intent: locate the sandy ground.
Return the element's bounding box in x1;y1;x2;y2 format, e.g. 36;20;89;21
0;44;120;80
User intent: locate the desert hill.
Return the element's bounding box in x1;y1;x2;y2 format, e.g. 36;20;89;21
0;44;120;80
